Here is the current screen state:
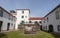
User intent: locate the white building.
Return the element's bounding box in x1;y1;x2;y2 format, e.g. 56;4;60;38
16;9;30;29
29;17;43;25
0;7;16;32
29;17;43;30
42;4;60;32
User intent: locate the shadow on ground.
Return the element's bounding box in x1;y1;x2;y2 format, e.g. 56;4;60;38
0;33;7;38
43;31;60;38
51;33;60;38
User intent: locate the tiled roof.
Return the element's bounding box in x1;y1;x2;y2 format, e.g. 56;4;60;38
29;17;43;20
0;6;16;18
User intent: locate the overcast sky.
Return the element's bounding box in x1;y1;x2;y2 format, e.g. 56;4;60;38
0;0;60;17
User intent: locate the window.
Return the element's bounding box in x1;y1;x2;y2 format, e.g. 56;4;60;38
55;11;59;19
57;25;60;31
11;23;13;26
29;21;32;23
43;19;45;23
21;16;24;18
22;10;24;14
22;21;24;23
35;21;37;23
0;10;3;17
39;21;42;23
35;21;38;24
25;16;27;18
47;17;48;22
21;21;24;24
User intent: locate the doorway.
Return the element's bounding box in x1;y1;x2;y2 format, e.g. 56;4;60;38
0;21;3;32
49;25;53;32
40;25;42;30
7;23;10;31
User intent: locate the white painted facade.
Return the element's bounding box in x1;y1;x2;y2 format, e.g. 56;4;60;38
16;9;30;29
42;5;60;32
0;7;16;31
29;20;42;25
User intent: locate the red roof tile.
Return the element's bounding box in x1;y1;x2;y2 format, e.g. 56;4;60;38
29;17;43;20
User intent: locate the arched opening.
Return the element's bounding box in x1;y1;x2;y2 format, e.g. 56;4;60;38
39;21;42;24
49;25;53;32
0;21;3;32
34;21;37;24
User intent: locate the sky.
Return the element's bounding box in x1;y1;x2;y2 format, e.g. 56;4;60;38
0;0;60;17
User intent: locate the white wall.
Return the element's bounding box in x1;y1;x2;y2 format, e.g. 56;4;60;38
0;8;16;31
16;9;30;29
42;7;60;32
0;17;15;31
29;20;42;25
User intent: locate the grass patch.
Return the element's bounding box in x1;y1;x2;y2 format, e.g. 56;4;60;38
0;30;60;38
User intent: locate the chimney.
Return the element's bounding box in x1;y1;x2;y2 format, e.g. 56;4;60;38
10;10;16;13
10;10;16;16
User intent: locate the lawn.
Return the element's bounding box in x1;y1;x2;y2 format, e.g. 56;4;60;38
0;30;60;38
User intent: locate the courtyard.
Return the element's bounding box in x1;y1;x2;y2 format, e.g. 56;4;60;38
0;0;60;38
0;30;60;38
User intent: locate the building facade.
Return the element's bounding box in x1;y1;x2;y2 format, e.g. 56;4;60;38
0;7;16;32
16;9;30;29
42;4;60;32
29;17;43;30
29;17;42;25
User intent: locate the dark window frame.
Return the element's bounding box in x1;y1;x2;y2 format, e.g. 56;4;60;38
29;21;32;23
11;23;13;26
21;16;24;18
22;10;24;14
55;11;59;19
0;10;3;17
21;20;25;24
47;17;48;22
57;25;60;31
39;21;42;23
